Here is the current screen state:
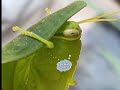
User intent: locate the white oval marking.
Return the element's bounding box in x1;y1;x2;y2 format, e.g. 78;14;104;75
56;59;72;72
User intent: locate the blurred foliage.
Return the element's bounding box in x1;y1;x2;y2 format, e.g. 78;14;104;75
84;0;120;31
115;0;120;5
99;49;120;79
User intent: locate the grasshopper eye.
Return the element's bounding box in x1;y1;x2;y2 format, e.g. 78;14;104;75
63;29;80;38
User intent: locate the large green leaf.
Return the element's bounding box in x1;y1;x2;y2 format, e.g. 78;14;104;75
2;1;86;63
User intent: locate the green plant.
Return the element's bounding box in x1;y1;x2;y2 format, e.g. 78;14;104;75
2;1;119;90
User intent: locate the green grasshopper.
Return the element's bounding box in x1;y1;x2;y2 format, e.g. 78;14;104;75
12;12;119;90
2;1;120;90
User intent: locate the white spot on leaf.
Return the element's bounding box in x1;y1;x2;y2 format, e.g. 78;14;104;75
68;54;72;60
56;59;72;72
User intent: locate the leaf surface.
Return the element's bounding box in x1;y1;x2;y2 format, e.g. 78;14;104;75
2;1;86;63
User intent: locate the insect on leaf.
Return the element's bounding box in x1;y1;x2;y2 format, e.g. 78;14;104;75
2;1;86;63
2;1;86;90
